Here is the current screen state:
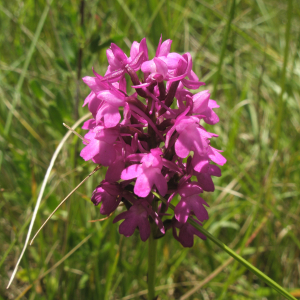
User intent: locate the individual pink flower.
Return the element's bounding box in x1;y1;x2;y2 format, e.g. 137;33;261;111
113;200;164;241
166;114;217;159
103;38;148;82
91;182;122;215
121;148;167;197
172;218;206;247
80;126;119;166
191;90;220;125
175;194;209;223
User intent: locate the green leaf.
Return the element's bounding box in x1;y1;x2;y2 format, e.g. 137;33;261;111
48;105;64;135
55;57;69;72
79;274;89;289
89;34;101;53
29;80;44;99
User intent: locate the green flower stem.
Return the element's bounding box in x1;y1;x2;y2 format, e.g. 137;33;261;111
152;191;297;300
148;220;157;300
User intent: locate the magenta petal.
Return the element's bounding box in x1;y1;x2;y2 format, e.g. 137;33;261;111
208;100;220;109
134;172;152;197
97;90;126;106
159;39;172;56
111;43;128;63
138;218;151;241
192;90;210;113
119;76;127;93
153;173;168;196
164;52;182;69
155;35;163;57
139;37;148;60
88;96;102;117
178;222;206;247
105;157;125;182
129;51;146;70
176;124;207;158
113;210;130;223
92;142;116;166
141;60;156;74
175;195;209;223
82;119;96;130
162;158;182;173
178;183;202;197
100;195;120;215
80;139;101;161
83;91;96;107
165;125;176;149
182;78;205;89
178;224;195;247
96;103;121;128
113;202;151;241
121;164;143;180
182;53;193;76
119;219;137;237
196;173;215;192
175;200;190;223
94;126;119;143
82;76;108;93
175;133;192;158
208;164;221;177
190;224;207;241
203;109;219;125
192;152;210;173
101;69;125;83
131;82;151;89
153;57;168;78
208;147;227;166
130;41;140;60
106;48;124;70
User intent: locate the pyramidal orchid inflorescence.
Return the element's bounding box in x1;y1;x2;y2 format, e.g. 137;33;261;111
80;36;226;247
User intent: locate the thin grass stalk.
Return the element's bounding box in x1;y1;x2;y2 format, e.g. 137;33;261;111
15;234;93;300
30;165;101;245
6;113;91;289
217;204;259;299
265;0;293;211
273;0;293;151
211;0;236;98
4;0;53;135
152;192;297;300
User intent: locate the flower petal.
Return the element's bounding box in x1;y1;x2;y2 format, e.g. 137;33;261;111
121;164;143;180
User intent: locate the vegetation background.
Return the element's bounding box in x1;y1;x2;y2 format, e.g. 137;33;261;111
0;0;299;299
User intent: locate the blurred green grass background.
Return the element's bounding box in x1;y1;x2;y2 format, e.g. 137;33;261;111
1;0;300;299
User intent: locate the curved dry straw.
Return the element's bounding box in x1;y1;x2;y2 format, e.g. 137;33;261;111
30;164;101;245
6;113;91;289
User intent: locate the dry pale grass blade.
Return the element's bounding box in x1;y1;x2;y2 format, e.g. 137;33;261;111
6;113;91;289
30;165;101;245
2;97;45;146
15;234;92;300
63;123;88;143
119;282;200;300
88;212;114;223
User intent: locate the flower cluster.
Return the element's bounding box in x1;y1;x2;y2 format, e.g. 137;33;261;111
80;36;226;247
